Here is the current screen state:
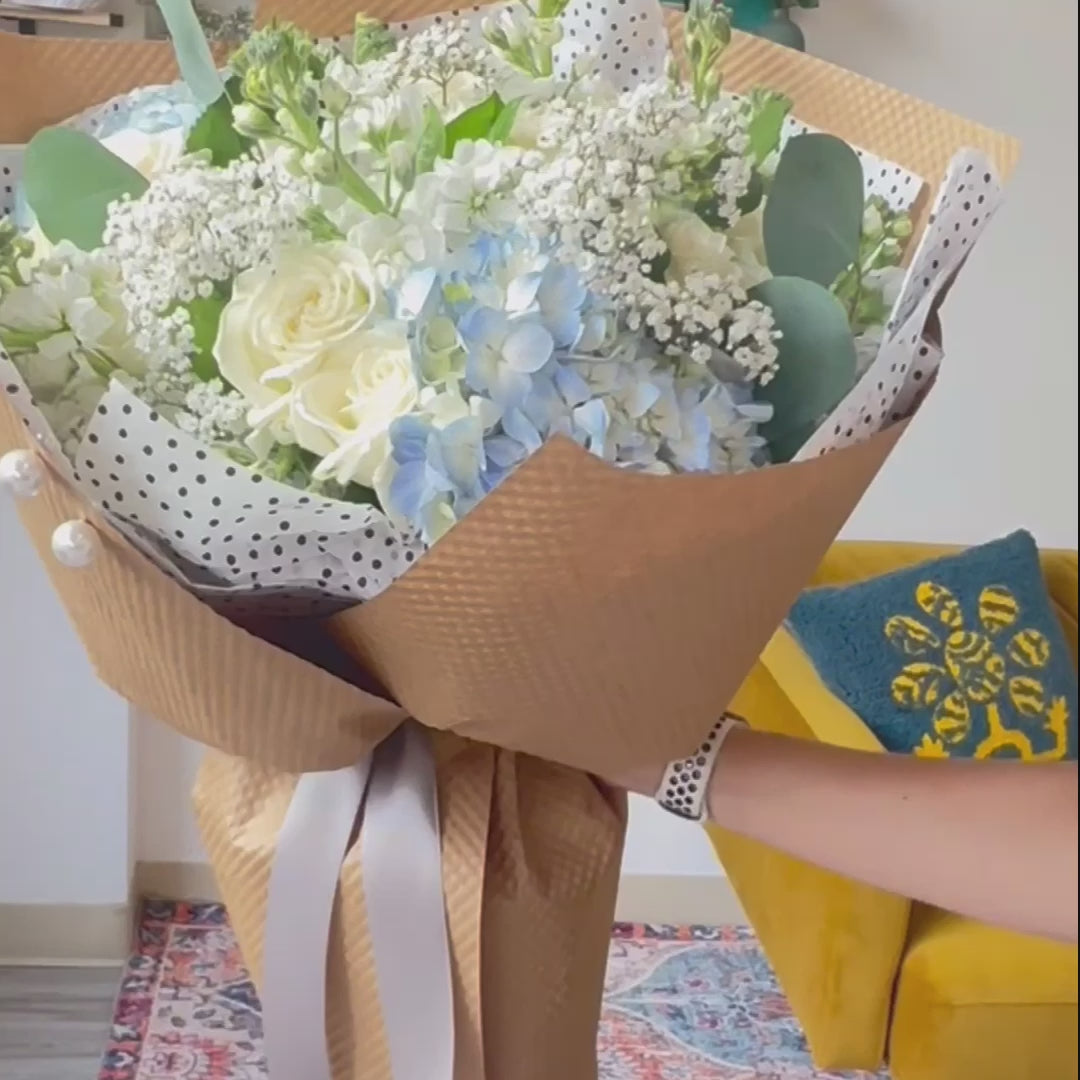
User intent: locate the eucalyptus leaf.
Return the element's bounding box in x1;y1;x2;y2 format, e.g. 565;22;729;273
415;103;446;176
156;0;226;107
186;294;226;382
24;128;149;252
763;133;863;287
186;78;253;167
445;94;503;155
488;98;522;145
750;275;858;462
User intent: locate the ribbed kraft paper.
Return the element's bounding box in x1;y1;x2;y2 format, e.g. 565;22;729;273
0;9;1018;1079
194;741;624;1080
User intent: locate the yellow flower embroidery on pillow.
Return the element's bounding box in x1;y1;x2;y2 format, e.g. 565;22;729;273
884;582;1070;761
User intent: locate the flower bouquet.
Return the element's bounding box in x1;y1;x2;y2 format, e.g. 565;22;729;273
0;0;1016;1076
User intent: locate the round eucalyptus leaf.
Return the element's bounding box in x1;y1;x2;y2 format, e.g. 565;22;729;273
751;275;858;462
764;133;864;287
24;128;149;252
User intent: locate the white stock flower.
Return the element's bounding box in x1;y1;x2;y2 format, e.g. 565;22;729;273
0;243;144;377
349;213;447;288
100;127;186;180
214;241;381;439
408;140;521;246
291;321;420;487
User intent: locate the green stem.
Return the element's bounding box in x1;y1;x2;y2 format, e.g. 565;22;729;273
330;116;387;215
336;157;388;214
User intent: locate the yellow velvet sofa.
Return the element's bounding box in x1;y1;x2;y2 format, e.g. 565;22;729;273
707;541;1078;1080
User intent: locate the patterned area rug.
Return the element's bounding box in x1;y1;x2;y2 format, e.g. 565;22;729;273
99;902;885;1079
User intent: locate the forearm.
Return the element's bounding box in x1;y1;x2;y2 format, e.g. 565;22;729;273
618;728;1078;943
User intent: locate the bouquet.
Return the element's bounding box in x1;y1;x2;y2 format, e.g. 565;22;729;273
0;1;1016;1076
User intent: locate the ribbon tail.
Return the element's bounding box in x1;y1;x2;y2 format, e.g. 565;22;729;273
262;758;373;1080
361;723;455;1080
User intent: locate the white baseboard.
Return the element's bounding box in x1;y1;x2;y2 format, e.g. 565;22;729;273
136;859;220;902
616;873;746;925
0;866;745;965
134;861;745;926
0;902;130;966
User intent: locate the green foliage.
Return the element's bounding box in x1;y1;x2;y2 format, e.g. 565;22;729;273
185;78;253;167
23;128;149;252
750;276;858;461
763;133;863;288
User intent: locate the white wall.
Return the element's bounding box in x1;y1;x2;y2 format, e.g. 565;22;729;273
0;503;133;905
2;0;1078;900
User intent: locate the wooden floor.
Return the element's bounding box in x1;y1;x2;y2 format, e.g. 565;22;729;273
0;967;119;1080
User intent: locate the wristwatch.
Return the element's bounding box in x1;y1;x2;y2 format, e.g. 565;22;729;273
655;713;745;823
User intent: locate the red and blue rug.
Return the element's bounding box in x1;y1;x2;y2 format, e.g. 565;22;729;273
99;901;884;1079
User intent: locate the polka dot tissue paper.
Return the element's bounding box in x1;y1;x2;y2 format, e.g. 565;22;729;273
0;3;1019;1079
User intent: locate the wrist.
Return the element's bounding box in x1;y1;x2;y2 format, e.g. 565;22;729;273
705;721;754;825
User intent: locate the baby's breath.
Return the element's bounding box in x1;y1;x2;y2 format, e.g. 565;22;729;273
518;82;778;381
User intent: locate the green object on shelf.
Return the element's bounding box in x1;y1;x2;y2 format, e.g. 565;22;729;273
728;0;775;31
758;11;807;50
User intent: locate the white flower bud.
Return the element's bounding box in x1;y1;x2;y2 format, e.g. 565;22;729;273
862;202;884;238
301;147;336;183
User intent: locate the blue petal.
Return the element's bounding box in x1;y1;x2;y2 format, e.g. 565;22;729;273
538;263;587;313
502;322;554;374
390;415;433;465
572;398;610;455
502;407;543;454
492;366;533;407
485;434;527;469
505;272;543;314
554;364;592;408
543;309;583;350
388;459;430;520
458;306;507;349
439;416;486;494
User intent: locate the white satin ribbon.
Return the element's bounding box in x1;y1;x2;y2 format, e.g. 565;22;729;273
261;723;455;1080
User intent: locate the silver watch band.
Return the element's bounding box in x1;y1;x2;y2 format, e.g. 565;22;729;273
655;713;744;823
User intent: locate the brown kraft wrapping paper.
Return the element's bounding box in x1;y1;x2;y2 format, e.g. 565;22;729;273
0;6;1018;1078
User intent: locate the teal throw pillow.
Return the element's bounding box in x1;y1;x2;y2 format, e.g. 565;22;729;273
787;531;1078;760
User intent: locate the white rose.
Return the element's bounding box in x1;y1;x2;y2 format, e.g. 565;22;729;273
291;322;420;488
214;241;381;438
660;208;770;290
100;127;186;180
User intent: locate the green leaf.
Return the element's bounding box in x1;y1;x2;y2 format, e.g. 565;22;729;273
763;132;863;287
24;128;149;252
185;78;253;167
415;103;446;176
750;275;858;462
747;92;791;165
156;0;225;107
186;294;226;381
444;94;503;156
488;98;522;145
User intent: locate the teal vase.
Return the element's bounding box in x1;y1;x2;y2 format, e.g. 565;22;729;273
728;0;776;32
757;12;806;50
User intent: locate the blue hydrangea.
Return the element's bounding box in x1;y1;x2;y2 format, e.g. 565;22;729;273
380;230;770;544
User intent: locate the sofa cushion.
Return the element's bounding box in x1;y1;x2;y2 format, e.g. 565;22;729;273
889;904;1078;1080
787;531;1078;760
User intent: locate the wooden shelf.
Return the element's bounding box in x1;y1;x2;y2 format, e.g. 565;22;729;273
0;4;124;33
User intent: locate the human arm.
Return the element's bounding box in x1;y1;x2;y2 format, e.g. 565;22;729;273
612;727;1078;944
